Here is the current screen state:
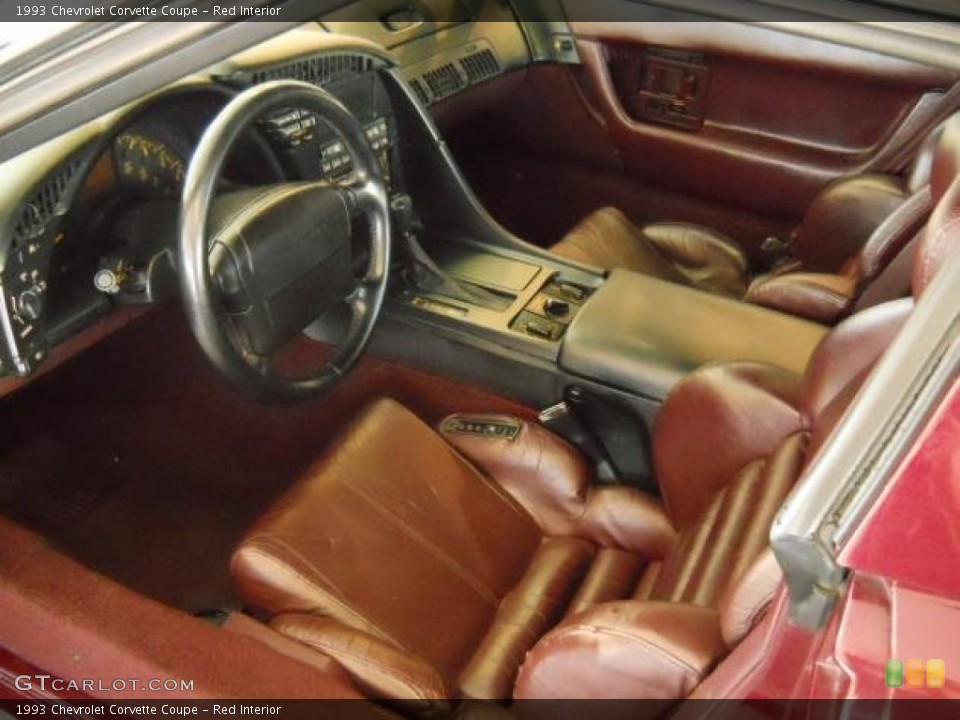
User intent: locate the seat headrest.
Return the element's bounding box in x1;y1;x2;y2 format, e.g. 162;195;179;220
913;118;960;297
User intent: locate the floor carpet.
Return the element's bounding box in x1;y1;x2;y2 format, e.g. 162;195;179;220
0;304;532;613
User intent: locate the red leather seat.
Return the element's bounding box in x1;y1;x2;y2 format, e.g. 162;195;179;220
550;117;956;325
229;118;960;705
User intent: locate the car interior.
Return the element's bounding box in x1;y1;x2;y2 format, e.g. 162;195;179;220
1;1;959;712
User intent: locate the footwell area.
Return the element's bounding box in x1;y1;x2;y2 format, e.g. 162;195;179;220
0;305;532;613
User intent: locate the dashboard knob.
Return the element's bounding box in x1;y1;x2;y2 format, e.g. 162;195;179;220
16;286;43;321
94;267;128;294
543;297;570;319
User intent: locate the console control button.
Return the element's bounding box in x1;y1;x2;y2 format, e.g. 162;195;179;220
511;310;564;341
557;283;586;302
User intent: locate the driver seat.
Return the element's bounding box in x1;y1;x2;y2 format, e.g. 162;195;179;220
228;307;905;705
229;147;959;705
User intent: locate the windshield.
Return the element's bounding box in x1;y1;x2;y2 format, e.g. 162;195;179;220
0;22;77;64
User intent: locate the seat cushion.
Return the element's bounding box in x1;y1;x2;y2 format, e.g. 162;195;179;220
551;208;749;297
642;222;749;297
551;207;692;282
745;271;858;325
514;601;726;700
457;536;594;699
232;399;626;702
639;433;806;608
652;362;805;529
792;174;909;272
232;398;544;687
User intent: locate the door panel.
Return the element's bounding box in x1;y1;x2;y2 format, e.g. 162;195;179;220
571;22;959;224
442;20;960;261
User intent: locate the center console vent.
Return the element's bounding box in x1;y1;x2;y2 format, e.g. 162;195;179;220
406;42;502;106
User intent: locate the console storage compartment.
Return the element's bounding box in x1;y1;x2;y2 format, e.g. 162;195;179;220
560;269;829;401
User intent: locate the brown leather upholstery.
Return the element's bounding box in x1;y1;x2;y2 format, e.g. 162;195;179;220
552;210;748;297
438;416;676;557
515;298;913;701
717;549;782;647
641;432;807;609
915;117;960;298
515;602;726;700
270;614;452;704
550;116;958;323
231;296;914;704
231;400;673;702
651;362;803;529
744;272;858;325
791;174;911;272
229;154;960;703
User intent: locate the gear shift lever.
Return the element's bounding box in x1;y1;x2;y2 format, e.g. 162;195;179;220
390;194;507;311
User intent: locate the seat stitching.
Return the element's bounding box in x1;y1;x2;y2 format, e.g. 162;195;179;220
281;630;443;700
246;534;354;600
447;447;541;524
743;587;778;633
239;544;399;645
536;623;711;682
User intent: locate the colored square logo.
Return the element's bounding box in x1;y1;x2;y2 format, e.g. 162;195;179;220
927;659;946;689
886;659;904;688
906;659;926;688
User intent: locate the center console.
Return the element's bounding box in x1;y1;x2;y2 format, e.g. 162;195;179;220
284;29;835;490
345;68;831;438
384;239;827;404
560;269;828;400
393;239;598;361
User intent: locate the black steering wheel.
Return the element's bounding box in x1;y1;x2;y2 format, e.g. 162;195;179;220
178;81;391;403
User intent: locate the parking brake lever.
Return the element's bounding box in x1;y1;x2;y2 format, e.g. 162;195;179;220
390;194;506;311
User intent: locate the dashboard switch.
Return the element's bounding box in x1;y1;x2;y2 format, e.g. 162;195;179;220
15;287;44;322
526;320;554;340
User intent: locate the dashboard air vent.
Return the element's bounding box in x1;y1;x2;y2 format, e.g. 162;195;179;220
245;52;377;88
421;63;465;101
460;49;500;85
407;44;502;106
12;157;85;244
410;79;430;106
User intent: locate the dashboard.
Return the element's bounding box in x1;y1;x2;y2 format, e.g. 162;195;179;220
0;1;547;384
0;51;395;379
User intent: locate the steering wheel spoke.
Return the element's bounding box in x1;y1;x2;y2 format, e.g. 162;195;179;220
179;81;391;403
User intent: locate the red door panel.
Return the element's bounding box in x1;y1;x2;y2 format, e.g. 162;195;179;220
443;21;960;257
570;22;959;242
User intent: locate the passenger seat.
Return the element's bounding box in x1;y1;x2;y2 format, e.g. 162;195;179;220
550;118;956;324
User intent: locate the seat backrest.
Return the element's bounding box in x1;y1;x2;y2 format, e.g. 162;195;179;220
716;129;960;650
792;115;958;281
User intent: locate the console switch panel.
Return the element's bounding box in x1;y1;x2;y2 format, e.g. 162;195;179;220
511;279;592;342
